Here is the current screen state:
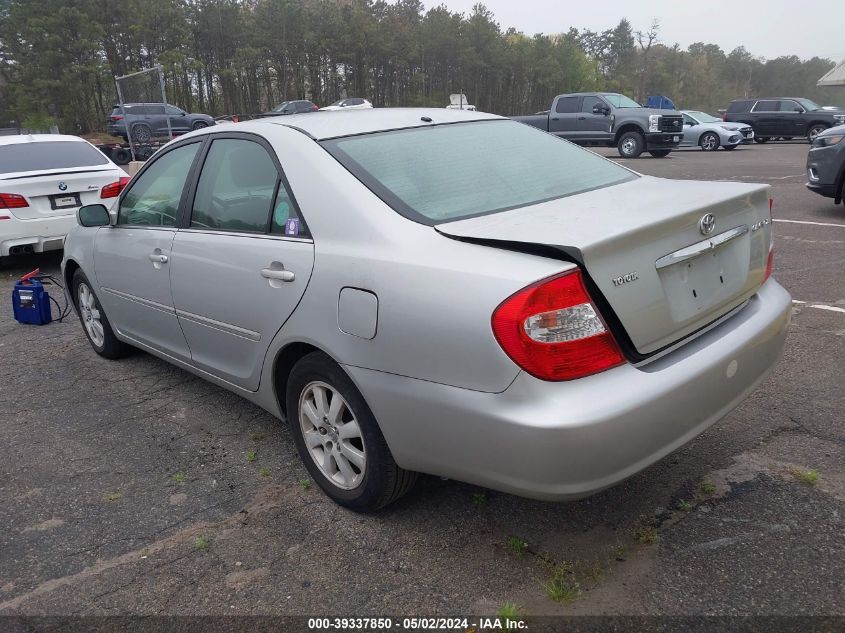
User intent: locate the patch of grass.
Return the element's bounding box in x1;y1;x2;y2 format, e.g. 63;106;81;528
496;601;524;622
194;535;210;550
246;450;257;463
104;488;124;502
259;467;270;477
542;563;581;603
171;472;185;484
635;521;659;545
676;498;693;512
472;491;488;507
505;536;528;556
249;431;266;441
699;480;717;496
791;468;819;486
299;478;312;490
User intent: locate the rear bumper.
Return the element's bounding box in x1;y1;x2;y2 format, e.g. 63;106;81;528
0;214;76;256
645;132;682;150
346;279;791;501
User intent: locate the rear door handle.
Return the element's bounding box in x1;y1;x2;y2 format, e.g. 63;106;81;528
261;268;295;282
148;253;168;264
577;116;587;120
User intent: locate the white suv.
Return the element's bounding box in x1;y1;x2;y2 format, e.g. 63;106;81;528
0;134;127;266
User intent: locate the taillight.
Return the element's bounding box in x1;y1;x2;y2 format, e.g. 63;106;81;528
100;177;130;199
763;197;774;281
110;115;124;121
311;104;319;111
0;193;29;208
491;269;625;381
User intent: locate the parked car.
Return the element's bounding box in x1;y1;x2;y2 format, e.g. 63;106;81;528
680;110;753;150
0;134;127;267
446;93;476;111
806;124;845;206
266;100;318;115
724;98;845;144
513;92;684;158
63;109;790;511
320;98;373;111
106;103;215;142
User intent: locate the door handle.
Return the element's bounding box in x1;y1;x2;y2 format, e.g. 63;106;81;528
148;253;168;264
551;117;559;121
577;116;586;120
261;268;295;282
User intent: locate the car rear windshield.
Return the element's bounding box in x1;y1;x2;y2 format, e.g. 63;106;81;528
0;140;109;175
322;120;637;224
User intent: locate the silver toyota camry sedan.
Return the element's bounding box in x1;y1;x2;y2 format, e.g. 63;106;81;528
62;109;791;511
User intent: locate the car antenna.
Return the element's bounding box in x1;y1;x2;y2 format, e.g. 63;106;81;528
420;116;433;123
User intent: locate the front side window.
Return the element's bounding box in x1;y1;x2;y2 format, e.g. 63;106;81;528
778;100;802;112
118;142;200;227
323;120;637;224
190;138;278;232
581;96;605;113
165;105;185;116
682;113;697;125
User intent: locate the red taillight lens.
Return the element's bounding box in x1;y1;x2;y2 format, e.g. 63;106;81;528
110;115;124;121
0;193;29;208
311;104;319;111
764;246;774;281
100;177;130;199
491;269;625;381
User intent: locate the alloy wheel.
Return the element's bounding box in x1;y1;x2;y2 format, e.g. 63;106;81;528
299;381;366;490
77;282;105;347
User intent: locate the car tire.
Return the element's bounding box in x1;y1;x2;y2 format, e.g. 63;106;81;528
111;148;131;165
648;150;671;158
286;351;417;512
699;132;720;151
783;137;793;141
807;125;828;143
191;121;209;131
72;269;132;360
617;131;645;158
754;137;769;143
131;124;152;143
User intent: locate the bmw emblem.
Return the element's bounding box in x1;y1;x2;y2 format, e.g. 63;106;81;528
58;182;68;191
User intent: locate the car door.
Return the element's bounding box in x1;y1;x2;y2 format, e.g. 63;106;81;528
777;99;805;137
170;134;315;391
577;95;613;141
166;105;189;133
94;141;202;359
680;113;698;146
548;96;580;137
750;100;779;136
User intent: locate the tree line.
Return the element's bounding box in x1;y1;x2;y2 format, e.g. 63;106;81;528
0;0;841;134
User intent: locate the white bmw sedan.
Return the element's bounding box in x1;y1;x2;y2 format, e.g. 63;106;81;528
62;109;791;511
0;134;128;267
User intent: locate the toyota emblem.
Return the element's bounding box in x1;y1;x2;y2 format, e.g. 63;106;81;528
699;213;716;235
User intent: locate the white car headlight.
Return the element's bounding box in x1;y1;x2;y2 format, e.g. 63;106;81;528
648;114;660;133
813;133;845;148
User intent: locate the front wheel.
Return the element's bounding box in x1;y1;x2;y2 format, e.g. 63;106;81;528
191;121;209;131
807;125;828;143
754;137;769;144
699;132;720;151
648;150;671;158
73;270;132;359
286;352;417;512
617;131;645;158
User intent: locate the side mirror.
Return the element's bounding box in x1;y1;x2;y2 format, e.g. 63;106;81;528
593;104;610;115
77;204;111;227
794;107;804;113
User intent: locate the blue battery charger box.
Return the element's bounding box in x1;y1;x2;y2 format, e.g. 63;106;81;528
12;279;53;325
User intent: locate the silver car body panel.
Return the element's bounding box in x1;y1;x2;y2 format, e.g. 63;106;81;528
62;109;791;501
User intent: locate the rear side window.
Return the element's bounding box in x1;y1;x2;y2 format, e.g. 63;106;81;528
324;120;636;224
0;140;109;174
119;142;200;227
752;100;778;112
191;138;279;232
555;97;579;113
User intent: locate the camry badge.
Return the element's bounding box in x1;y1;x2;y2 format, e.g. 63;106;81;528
58;181;68;191
699;213;716;235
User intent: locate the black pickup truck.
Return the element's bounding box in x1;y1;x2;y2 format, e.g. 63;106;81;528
512;92;684;158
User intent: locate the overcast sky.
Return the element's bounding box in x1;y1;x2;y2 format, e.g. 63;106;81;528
437;0;845;62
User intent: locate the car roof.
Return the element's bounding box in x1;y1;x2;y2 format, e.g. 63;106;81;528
0;133;93;147
215;108;502;141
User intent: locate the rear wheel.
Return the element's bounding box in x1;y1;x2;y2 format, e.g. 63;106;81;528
73;270;132;359
286;352;417;512
617;131;645;158
648;150;671;158
807;124;828;143
131;123;152;143
699;132;720;151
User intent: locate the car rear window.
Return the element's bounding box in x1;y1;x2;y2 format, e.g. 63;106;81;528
322;120;637;224
0;140;109;174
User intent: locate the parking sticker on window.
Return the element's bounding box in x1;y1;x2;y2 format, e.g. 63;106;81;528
285;218;299;236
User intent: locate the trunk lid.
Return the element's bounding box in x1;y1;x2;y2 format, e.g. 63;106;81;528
436;175;773;355
1;167;122;220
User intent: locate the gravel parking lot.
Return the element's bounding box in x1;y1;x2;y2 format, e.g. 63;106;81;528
1;141;843;620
